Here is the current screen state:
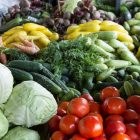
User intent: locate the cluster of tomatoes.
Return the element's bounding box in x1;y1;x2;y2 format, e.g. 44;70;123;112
49;86;140;140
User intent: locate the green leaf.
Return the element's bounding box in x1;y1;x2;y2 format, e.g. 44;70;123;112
62;0;81;13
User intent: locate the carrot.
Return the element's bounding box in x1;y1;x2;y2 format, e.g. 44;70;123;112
12;38;40;55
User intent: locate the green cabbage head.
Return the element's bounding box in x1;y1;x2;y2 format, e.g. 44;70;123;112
4;81;57;127
2;127;40;140
0;110;8;139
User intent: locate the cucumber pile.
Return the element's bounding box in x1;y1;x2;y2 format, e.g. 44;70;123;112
7;60;81;101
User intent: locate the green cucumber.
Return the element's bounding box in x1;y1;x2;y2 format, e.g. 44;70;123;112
127;19;140;26
124;81;134;97
0;17;23;34
8;60;43;72
9;67;33;81
132;72;140;79
127;65;140;73
120;5;132;21
105;76;119;82
40;67;70;93
132;35;140;48
123;22;130;31
131;25;140;34
31;72;62;94
61;88;81;101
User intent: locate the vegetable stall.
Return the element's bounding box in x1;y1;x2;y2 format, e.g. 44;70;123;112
1;0;140;140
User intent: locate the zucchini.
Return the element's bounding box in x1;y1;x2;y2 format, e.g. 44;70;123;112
96;68;114;81
109;39;127;49
117;48;139;65
9;67;33;81
8;60;43;72
95;39;115;52
41;67;70;93
106;60;131;69
31;72;62;94
0;17;23;34
93;31;118;40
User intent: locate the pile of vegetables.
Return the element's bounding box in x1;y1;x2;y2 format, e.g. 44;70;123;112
2;0;140;140
64;20;133;47
49;87;140;140
1;23;59;50
45;0;117;34
1;0;52;25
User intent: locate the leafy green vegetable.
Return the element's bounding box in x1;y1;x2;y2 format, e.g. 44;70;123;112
3;48;31;62
4;81;57;127
39;35;108;89
2;127;40;140
62;0;81;13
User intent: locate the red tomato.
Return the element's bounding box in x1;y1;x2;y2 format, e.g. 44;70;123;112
126;123;140;140
59;101;69;111
81;93;94;102
59;115;79;135
102;97;126;115
105;121;126;137
88;113;103;123
78;115;103;138
67;97;90;118
110;133;131;140
51;131;68;140
122;109;139;123
136;122;140;135
100;86;120;101
89;101;101;113
70;134;87;140
105;115;124;126
48;115;61;132
127;95;140;113
57;108;67;117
